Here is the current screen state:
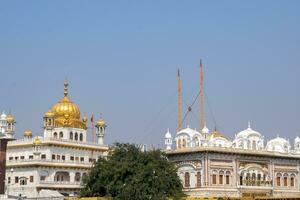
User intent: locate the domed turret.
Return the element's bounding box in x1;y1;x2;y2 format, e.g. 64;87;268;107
33;137;42;145
24;130;32;138
96;118;106;127
5;114;15;123
95;117;107;145
266;135;290;153
165;129;172;150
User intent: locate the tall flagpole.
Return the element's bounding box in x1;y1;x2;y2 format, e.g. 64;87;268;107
91;113;94;158
200;59;204;130
177;69;181;132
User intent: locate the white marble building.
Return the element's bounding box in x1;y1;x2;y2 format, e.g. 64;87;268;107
2;80;109;198
164;123;300;198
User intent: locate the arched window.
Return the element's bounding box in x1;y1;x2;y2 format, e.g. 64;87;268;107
79;133;83;141
277;173;282;186
196;172;201;187
184;172;190;187
226;171;230;185
219;171;224;185
59;132;63;139
291;174;295;187
212;171;217;185
53;132;58;139
284;173;288;187
247;140;251;149
75;132;78;141
70;132;73;140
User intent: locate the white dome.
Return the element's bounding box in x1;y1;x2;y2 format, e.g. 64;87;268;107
295;136;300;143
202;125;209;134
266;135;290;153
236;122;261;139
0;111;6;120
177;125;201;138
165;129;172;139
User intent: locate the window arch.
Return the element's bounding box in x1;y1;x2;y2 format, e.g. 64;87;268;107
290;174;296;187
184;172;190;187
283;173;288;187
219;171;224;185
226;171;230;185
53;132;58;139
277;173;282;186
79;133;83;141
69;132;73;140
212;170;217;185
59;132;63;139
75;132;78;141
196;172;201;187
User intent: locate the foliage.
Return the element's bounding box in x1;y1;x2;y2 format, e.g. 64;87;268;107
81;143;185;200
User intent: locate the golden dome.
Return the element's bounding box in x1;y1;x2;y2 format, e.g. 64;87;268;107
33;137;42;145
24;130;32;137
96;118;106;127
46;80;87;130
6;114;15;123
209;130;228;140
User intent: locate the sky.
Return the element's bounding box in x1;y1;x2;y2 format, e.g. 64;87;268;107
0;1;300;148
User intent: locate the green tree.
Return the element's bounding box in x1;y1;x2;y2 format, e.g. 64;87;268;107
81;143;185;200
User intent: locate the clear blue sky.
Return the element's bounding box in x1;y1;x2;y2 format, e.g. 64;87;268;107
0;1;300;147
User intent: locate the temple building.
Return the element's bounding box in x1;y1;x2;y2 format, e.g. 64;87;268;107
164;62;300;198
2;80;109;198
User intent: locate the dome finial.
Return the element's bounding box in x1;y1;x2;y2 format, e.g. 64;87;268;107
248;121;251;129
64;79;68;97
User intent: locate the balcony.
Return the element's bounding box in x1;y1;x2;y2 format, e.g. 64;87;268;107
38;181;82;189
6;159;92;168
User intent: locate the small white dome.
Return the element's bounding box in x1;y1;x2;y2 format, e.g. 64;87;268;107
202;125;209;134
0;111;6;120
266;135;290;153
177;125;201;138
165;129;172;139
236;122;261;138
295;136;300;143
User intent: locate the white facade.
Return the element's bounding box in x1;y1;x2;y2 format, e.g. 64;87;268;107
164;123;300;198
4;81;109;199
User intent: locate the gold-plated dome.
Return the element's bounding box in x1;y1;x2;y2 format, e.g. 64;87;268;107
209;130;228;140
96;118;106;127
24;130;32;137
6;114;15;123
33;137;42;145
46;80;87;130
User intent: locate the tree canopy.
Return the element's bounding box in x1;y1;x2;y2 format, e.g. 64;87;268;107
81;143;185;200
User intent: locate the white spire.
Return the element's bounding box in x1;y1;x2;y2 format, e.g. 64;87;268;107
248;121;251;129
